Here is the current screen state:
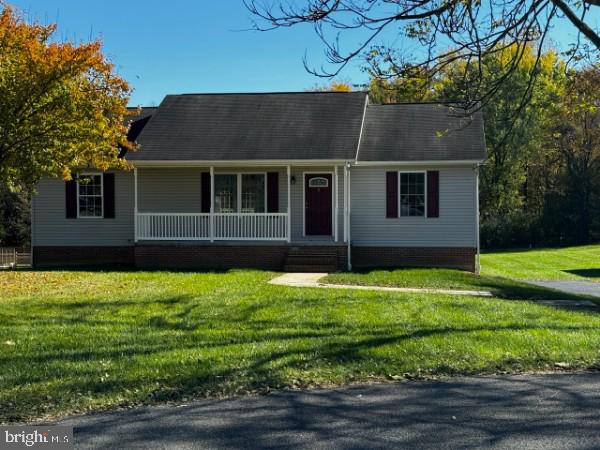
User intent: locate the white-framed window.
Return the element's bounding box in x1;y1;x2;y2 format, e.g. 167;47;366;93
77;173;103;218
214;173;267;213
399;171;426;217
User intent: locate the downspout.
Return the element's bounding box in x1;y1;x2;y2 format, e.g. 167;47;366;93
346;93;368;271
346;162;352;271
475;164;481;274
30;190;34;267
134;167;138;243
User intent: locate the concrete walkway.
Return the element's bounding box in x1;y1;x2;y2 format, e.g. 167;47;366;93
269;273;494;297
59;373;600;449
527;280;600;299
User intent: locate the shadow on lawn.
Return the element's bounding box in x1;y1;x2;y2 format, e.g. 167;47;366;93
3;285;600;422
563;269;600;280
340;268;596;302
15;266;233;274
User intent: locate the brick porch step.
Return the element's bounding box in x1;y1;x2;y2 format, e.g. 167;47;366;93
283;247;339;273
282;264;337;273
284;255;337;266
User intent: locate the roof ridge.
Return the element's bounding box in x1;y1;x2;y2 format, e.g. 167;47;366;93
173;91;367;96
368;101;465;106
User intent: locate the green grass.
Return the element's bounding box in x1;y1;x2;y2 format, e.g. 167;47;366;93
2;268;600;423
324;267;594;300
480;244;600;281
325;244;600;296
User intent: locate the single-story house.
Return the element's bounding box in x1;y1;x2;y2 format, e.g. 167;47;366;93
31;91;486;272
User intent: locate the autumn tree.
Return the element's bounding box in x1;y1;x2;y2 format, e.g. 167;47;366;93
308;80;353;91
0;3;134;191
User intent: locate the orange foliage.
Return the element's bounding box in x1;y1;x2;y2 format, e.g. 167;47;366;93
0;3;135;188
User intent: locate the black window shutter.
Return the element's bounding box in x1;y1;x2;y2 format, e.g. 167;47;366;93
427;170;439;218
267;172;279;213
103;173;115;219
65;176;78;219
386;171;398;218
201;172;211;213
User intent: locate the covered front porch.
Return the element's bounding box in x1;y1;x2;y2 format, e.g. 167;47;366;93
132;163;350;244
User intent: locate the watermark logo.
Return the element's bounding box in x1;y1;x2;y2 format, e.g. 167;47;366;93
0;427;73;450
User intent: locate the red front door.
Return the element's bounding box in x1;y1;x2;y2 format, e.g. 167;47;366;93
305;174;333;235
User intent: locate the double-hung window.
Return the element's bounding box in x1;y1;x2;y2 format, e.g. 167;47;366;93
77;173;103;218
399;172;426;217
214;173;266;213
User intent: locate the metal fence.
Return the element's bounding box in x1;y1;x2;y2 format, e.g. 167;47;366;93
0;247;32;268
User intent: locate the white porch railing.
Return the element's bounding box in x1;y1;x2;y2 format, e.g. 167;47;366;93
137;213;210;240
136;213;289;241
214;213;288;240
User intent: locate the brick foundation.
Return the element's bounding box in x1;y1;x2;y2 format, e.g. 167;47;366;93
135;244;348;271
33;246;135;268
351;246;476;272
32;244;475;272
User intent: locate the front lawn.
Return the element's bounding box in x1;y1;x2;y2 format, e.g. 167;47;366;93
324;267;591;300
2;269;600;423
480;244;600;281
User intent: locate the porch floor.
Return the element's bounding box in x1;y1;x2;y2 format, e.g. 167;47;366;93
135;239;346;247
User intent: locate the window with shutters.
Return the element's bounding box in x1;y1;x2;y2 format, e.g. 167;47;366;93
77;173;103;218
399;172;426;217
214;173;267;213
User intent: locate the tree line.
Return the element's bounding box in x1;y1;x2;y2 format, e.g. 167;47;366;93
366;45;599;248
0;2;598;249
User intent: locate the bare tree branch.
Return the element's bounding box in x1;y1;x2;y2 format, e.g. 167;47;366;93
246;0;600;114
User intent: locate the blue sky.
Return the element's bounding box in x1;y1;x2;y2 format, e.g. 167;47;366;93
10;1;600;106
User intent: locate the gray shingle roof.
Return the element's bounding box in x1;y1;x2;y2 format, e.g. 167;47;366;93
128;92;368;161
126;107;157;141
125;93;486;163
357;103;486;162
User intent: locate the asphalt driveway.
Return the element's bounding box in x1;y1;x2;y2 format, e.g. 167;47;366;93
527;280;600;298
59;373;600;449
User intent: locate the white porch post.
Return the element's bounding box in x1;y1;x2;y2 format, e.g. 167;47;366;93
210;166;215;242
334;166;339;242
134;167;138;243
287;165;291;243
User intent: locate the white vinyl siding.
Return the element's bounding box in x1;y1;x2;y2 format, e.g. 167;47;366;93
32;172;134;246
350;165;477;247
